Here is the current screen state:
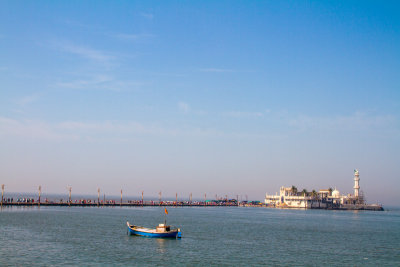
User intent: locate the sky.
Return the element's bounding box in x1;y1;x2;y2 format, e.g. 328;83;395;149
0;1;399;205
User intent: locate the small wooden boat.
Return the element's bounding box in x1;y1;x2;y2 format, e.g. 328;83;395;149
127;221;182;238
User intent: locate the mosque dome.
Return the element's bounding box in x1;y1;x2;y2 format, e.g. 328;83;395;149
332;189;340;198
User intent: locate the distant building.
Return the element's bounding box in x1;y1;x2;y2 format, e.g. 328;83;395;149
264;169;365;209
264;186;334;208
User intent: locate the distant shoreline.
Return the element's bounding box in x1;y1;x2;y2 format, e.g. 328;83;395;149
0;202;385;211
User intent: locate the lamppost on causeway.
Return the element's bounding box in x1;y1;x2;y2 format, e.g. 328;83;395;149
67;186;72;206
38;186;42;207
97;188;100;207
1;184;4;208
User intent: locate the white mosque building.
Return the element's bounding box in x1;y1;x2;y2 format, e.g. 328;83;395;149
264;169;363;209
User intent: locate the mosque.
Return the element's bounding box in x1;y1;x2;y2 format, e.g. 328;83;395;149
264;169;381;210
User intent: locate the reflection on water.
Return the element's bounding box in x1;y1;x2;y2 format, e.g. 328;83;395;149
156;238;167;254
0;205;40;212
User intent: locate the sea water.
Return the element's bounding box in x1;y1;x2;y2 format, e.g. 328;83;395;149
0;206;399;266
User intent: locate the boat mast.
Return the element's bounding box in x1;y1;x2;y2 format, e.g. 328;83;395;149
164;207;168;225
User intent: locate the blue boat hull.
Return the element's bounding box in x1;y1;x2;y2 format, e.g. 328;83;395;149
128;227;179;238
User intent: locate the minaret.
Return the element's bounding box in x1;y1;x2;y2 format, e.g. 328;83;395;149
354;169;360;198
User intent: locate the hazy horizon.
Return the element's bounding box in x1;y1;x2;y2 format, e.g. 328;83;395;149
1;1;399;206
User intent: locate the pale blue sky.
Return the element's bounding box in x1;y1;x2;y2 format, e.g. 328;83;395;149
1;1;399;205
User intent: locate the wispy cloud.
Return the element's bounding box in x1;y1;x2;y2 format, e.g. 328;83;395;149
55;120;271;139
177;102;207;115
178;102;190;113
287;112;397;133
1;111;397;143
62;19;154;42
0;117;166;141
57;121;148;134
0;117;77;141
62;43;114;62
220;109;399;137
56;120;233;139
114;33;155;41
16;94;39;106
55;74;144;91
224;111;264;118
0;116;267;143
141;13;154;20
50;40;115;63
56;74;113;89
62;19;104;31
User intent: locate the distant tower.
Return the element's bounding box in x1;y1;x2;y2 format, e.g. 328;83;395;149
354;169;360;198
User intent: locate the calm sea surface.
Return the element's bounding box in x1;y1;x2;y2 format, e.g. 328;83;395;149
1;206;399;266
